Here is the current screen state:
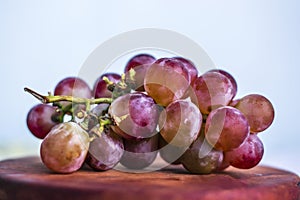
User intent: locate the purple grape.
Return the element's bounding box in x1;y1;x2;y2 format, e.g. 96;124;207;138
124;54;155;91
85;128;124;171
205;106;250;151
40;122;90;173
225;134;264;169
93;73;121;98
109;92;159;139
54;77;92;98
120;135;158;170
174;57;198;84
87;104;110;130
26;104;60;139
192;71;235;114
180;135;224;174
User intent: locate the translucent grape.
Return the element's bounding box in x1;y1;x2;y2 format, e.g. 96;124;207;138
144;58;190;106
225;134;264;169
235;94;275;133
205;106;250;151
85;128;124;171
120;135;158;169
159;100;202;147
93;73;121;98
26;104;60;139
192;71;235;114
40;122;90;173
109;92;159;139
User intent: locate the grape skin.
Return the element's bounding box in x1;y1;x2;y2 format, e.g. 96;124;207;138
192;71;235;114
235;94;275;133
120;135;158;170
54;77;92;98
225;134;264;169
26;104;60;139
109;92;159;139
93;73;121;98
205;106;250;151
173;57;198;85
159;100;202;148
85;128;124;171
40;122;90;173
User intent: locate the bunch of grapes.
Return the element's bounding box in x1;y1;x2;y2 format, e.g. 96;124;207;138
25;53;274;174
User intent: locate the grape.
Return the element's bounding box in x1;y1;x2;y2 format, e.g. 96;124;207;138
93;73;121;98
209;69;238;98
54;77;92;99
85;128;124;171
159;100;202;147
173;57;198;84
158;135;186;165
120;135;158;169
40;122;90;173
124;54;155;91
192;71;235;114
225;134;264;169
144;58;190;106
229;99;240;107
205;106;250;151
109;92;159;139
87;104;110;130
26;104;60;139
181;135;223;174
235;94;275;133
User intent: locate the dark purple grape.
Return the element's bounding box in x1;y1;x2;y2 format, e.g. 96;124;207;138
205;106;250;151
158;135;186;165
40;122;90;173
93;73;121;98
124;54;155;91
120;135;158;170
225;134;264;169
192;71;235;114
174;57;198;84
54;77;92;98
144;58;190;106
85;128;124;171
26;104;60;139
209;69;238;98
109;92;159;139
180;135;223;174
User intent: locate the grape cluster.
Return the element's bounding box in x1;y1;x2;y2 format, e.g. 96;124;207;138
25;53;275;174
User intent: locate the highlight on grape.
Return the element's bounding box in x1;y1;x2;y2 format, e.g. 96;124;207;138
25;53;275;174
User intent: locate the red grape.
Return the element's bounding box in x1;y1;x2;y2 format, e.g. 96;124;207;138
54;77;92;98
192;71;235;114
225;134;264;169
235;94;275;133
173;57;198;84
205;106;250;151
159;100;202;147
144;58;190;106
93;73;121;98
26;104;60;139
40;122;90;173
109;92;159;139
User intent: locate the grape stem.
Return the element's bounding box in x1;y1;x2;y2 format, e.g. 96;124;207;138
24;87;113;104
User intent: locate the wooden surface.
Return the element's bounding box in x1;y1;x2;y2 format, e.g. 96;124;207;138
0;156;299;200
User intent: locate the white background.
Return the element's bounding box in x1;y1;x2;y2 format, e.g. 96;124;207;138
0;0;299;174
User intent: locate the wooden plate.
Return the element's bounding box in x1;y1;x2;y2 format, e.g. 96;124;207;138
0;157;299;200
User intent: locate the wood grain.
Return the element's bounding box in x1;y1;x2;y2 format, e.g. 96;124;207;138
0;157;299;200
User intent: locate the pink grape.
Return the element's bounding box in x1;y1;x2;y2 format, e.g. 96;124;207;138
93;73;121;98
159;100;202;147
174;57;198;84
40;122;90;173
26;104;60;139
54;77;92;98
192;71;235;114
225;134;264;169
144;58;190;106
205;106;250;151
235;94;275;133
